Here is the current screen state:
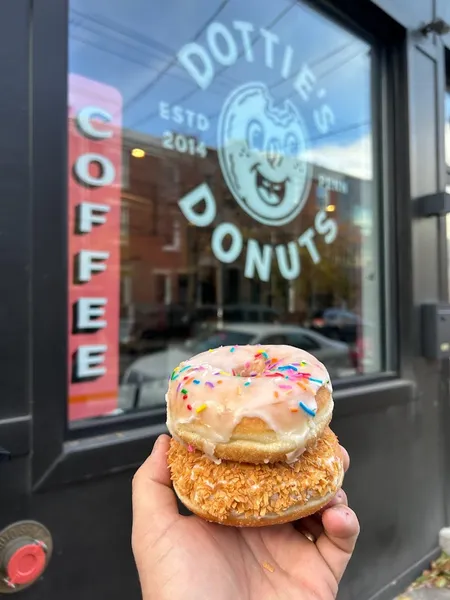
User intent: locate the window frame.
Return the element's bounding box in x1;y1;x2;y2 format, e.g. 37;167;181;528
31;0;406;490
444;53;450;185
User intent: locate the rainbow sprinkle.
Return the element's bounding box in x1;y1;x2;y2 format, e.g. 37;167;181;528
172;345;327;422
299;402;316;417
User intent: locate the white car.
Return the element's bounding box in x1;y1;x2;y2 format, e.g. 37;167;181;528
120;323;355;410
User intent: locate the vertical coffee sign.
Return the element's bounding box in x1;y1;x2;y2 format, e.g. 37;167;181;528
68;74;122;421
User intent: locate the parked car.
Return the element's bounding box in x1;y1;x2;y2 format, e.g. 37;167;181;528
120;303;280;356
120;303;191;355
188;303;280;335
351;326;377;373
120;323;355;410
309;308;362;344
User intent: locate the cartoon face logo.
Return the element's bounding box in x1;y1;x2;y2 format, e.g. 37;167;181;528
217;82;312;226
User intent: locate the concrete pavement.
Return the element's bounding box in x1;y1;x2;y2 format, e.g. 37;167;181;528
394;544;450;600
396;590;450;599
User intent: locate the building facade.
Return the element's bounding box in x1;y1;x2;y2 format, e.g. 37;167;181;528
2;0;450;598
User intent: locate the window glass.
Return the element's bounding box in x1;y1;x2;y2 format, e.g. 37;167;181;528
285;333;320;351
68;0;383;421
191;330;255;353
259;334;287;345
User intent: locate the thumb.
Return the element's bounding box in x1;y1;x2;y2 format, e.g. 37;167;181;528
315;504;360;583
132;435;179;548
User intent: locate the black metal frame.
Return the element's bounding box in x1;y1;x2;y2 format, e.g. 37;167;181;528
31;0;414;491
0;0;31;456
0;0;31;420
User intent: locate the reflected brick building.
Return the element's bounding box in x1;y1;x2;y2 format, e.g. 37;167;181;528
119;128;365;321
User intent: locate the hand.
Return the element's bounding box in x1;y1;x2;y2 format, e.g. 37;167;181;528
132;435;359;600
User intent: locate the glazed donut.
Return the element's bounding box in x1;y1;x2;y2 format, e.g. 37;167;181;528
168;427;344;526
166;345;333;464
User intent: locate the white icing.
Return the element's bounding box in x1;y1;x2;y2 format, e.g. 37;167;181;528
166;344;332;457
286;446;306;464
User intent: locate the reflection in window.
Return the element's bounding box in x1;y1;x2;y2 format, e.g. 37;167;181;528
190;330;255;354
446;93;450;167
68;0;383;421
286;333;320;351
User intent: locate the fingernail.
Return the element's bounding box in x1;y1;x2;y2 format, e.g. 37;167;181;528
331;504;350;518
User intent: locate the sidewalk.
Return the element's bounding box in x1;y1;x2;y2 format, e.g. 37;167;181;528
395;552;450;600
397;591;450;599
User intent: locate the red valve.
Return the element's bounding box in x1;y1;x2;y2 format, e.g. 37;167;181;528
5;542;47;586
0;521;52;593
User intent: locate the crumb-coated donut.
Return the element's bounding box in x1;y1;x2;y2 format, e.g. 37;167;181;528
168;427;344;527
166;345;333;464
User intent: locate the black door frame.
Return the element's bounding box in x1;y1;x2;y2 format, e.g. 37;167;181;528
0;0;31;472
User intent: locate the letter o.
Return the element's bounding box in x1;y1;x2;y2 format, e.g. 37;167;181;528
211;223;243;263
74;153;116;187
207;23;238;66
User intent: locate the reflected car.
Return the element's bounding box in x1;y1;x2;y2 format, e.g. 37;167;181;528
121;303;280;356
310;308;362;344
120;304;192;355
188;304;280;334
351;325;377;373
120;323;355;410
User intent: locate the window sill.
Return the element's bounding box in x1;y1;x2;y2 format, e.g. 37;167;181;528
33;421;167;492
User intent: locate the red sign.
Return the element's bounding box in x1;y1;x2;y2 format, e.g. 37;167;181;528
68;74;122;421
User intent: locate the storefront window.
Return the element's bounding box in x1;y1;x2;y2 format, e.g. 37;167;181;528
68;0;382;422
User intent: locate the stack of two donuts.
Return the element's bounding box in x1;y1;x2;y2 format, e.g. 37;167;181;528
166;344;344;527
